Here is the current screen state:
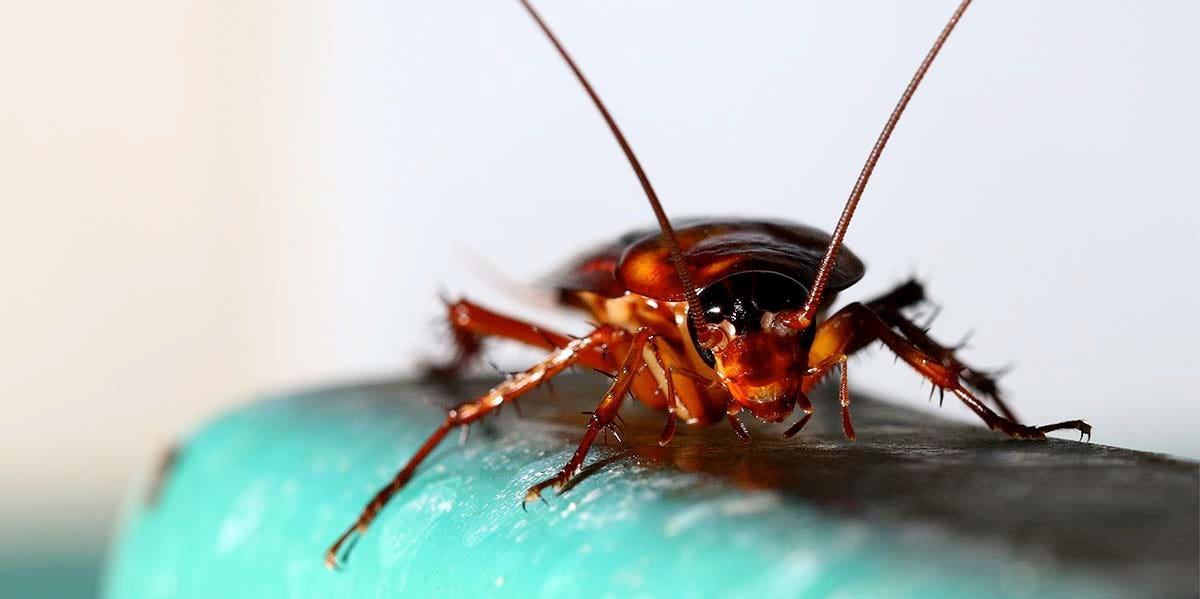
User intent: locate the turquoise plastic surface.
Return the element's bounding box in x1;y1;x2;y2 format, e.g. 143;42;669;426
105;377;1122;598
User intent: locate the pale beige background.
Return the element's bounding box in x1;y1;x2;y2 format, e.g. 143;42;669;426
2;0;1197;578
0;0;341;557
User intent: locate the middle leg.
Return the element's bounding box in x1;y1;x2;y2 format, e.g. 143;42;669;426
326;324;623;569
524;327;657;504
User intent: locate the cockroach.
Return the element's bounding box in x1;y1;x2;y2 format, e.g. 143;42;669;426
325;0;1091;569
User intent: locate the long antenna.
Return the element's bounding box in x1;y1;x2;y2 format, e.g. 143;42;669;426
785;0;973;331
516;0;715;343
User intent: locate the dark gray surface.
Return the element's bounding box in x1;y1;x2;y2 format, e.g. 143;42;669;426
438;374;1199;598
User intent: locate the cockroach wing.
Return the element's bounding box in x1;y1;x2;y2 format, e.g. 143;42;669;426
547;218;865;301
544;228;649;299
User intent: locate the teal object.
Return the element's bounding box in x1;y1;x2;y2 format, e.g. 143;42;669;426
105;376;1196;598
4;548;102;599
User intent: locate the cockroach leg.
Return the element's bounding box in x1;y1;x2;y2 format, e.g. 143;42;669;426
647;341;678;446
918;304;944;330
1036;420;1094;442
864;278;928;313
805;353;854;440
424;298;602;379
783;412;813;439
606;421;625;445
522;328;655;507
949;388;1091;440
592;367;618;380
585;409;626;447
658;407;678;447
659;368;678;447
326;325;620;570
812;303;1091;441
824;278;926;362
423;305;483;380
667;365;724;390
838;358;854;440
876;306;1019;422
851;279;1020;422
726;405;751;443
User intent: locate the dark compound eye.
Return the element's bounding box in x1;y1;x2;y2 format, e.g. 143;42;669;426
749;272;808;314
698;281;735;324
696;272;808;331
689;271;810;367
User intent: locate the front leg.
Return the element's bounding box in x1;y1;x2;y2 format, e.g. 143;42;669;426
811;303;1090;441
794;353;853;440
524;327;656;504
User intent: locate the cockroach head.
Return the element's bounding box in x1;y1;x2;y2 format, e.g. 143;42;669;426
687;271;814;422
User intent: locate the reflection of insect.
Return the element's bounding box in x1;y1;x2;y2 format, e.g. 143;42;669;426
325;0;1091;569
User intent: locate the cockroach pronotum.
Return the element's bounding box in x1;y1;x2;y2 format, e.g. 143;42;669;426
325;0;1091;568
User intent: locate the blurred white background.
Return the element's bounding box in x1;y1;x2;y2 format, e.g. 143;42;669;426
1;0;1197;592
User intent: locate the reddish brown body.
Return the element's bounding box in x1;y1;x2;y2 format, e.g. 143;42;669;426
551;219;864;301
548;218;865;427
323;0;1091;569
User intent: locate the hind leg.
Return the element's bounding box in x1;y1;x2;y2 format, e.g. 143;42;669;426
809;302;1089;440
840;279;1019;422
425;298;605;378
874;305;1018;421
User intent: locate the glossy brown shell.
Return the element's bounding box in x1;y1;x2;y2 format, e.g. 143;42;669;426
547;218;866;301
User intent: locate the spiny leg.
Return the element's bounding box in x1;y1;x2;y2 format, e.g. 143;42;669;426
524;327;656;504
813;303;1090;440
425;298;604;378
856;279;1019;422
875;306;1019;422
647;338;678;446
326;325;622;569
863;278;927;314
660;364;725;446
798;353;854;440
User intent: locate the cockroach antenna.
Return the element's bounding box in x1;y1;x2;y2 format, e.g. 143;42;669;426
515;0;719;347
779;0;974;331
